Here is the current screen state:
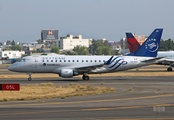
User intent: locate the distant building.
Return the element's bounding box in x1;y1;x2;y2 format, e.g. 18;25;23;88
120;37;128;49
107;41;121;51
41;29;58;43
134;34;146;45
0;50;25;59
59;35;90;50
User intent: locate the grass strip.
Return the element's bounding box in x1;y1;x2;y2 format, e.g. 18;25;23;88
1;72;174;79
0;83;115;102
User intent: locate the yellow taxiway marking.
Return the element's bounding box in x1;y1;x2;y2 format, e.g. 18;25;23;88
104;118;174;120
1;94;174;107
83;103;174;111
0;110;76;116
0;104;174;117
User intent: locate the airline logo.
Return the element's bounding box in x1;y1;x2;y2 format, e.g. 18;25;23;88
145;39;158;52
107;56;127;71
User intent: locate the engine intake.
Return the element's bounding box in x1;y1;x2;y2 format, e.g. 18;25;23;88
60;69;78;78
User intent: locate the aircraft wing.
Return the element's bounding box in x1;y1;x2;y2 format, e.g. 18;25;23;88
75;64;104;72
141;57;165;63
74;56;113;73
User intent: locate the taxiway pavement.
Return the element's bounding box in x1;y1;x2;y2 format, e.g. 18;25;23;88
0;65;174;119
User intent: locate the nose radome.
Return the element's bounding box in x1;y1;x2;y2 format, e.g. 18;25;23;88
8;65;14;71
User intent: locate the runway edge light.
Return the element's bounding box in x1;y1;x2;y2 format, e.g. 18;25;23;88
0;84;20;91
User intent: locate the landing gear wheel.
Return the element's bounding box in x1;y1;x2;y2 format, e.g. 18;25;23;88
28;78;32;81
167;67;172;71
82;75;90;81
27;73;32;81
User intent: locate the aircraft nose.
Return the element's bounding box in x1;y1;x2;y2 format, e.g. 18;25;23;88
8;65;14;71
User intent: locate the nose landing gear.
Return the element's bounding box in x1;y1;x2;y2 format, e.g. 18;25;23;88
27;73;32;81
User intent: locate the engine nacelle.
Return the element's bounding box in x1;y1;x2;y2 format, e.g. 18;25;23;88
59;69;77;78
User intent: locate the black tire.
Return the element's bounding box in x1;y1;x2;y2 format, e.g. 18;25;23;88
28;78;32;81
84;76;89;81
167;67;172;71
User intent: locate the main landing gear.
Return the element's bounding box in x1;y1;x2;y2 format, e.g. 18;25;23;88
167;67;173;71
82;74;90;81
167;63;173;71
27;73;32;81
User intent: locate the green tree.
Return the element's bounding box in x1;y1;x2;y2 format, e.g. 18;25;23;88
32;50;39;53
12;40;15;46
66;51;78;55
51;46;59;54
90;39;112;55
112;50;119;55
6;40;11;45
96;46;103;55
4;47;10;50
159;39;174;51
13;45;21;50
74;45;88;55
103;46;111;55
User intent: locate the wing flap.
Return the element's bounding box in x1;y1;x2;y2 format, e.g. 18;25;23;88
75;64;104;71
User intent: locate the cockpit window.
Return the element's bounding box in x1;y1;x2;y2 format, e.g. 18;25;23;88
18;59;26;62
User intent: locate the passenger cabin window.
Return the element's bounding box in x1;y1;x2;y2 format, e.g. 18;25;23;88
103;60;105;62
90;60;92;62
47;60;49;62
86;60;88;62
42;60;44;62
60;60;61;62
68;60;70;62
95;60;97;62
51;60;53;62
82;60;84;62
55;60;57;62
64;60;66;62
99;60;101;62
77;60;79;62
72;60;74;62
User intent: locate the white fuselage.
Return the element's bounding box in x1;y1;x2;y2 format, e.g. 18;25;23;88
8;55;155;76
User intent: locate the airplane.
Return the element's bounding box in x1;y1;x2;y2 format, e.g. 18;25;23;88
126;31;174;71
8;28;163;81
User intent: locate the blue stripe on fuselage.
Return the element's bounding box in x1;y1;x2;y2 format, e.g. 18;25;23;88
109;59;122;68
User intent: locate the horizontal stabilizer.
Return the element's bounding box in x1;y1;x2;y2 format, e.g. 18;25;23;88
141;57;164;63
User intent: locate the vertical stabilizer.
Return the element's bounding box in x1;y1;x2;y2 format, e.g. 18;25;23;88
126;29;163;57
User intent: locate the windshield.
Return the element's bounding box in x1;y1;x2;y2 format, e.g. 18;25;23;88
17;58;26;62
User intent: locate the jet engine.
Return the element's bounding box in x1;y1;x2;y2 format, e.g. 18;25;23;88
59;69;78;78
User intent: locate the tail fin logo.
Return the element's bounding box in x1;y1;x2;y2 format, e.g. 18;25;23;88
145;39;158;52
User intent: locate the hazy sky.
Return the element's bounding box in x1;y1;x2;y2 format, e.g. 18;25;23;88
0;0;174;43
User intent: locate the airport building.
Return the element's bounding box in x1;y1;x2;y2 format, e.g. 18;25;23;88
59;34;90;50
134;35;146;45
120;37;128;49
0;50;25;59
41;29;58;43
